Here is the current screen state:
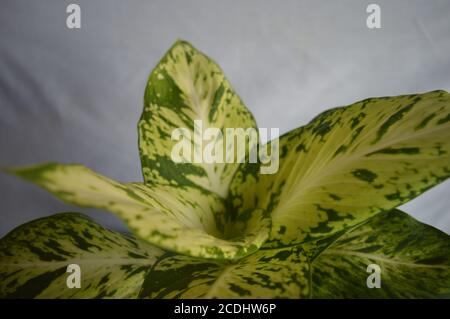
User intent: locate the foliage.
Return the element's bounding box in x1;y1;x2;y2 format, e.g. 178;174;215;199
1;41;449;298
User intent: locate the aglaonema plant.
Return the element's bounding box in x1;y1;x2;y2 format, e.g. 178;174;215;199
1;40;450;298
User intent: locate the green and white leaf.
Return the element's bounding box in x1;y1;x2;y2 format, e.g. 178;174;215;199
310;209;450;298
139;40;258;198
139;246;310;298
0;213;164;298
139;209;450;298
7;163;268;260
230;90;450;247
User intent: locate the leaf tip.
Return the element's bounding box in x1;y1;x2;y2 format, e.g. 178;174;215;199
1;162;59;181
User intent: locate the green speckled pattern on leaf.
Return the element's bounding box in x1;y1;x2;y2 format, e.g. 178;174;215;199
0;213;164;298
138;40;258;198
2;40;450;299
4;40;271;260
310;209;450;298
139;246;310;298
229;90;450;247
7;163;268;260
137;210;450;298
3;210;447;298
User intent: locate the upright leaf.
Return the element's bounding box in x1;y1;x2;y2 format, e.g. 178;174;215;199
230;90;450;246
138;40;258;198
0;213;164;298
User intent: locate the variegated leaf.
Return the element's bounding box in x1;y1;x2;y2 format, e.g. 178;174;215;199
0;213;164;298
310;209;450;298
139;246;310;298
7;163;269;260
139;209;450;298
230;90;450;246
138;40;258;198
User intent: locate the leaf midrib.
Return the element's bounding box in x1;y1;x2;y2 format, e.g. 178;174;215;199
320;249;450;269
275;114;449;218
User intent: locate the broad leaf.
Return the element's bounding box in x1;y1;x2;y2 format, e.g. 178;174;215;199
310;209;450;298
0;213;164;298
138;40;258;198
7;163;268;260
230;90;450;246
139;210;450;298
139;246;310;298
